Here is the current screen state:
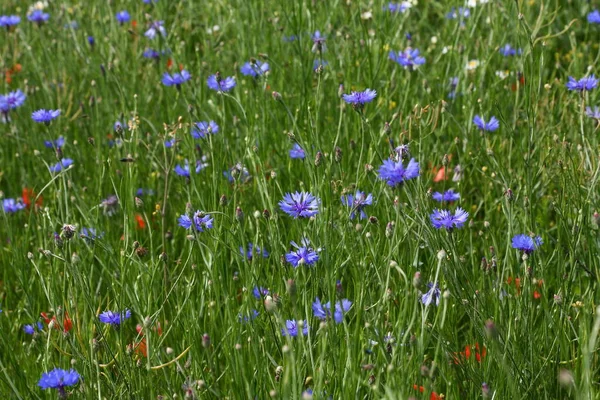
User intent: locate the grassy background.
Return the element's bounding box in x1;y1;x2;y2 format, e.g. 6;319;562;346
1;0;600;398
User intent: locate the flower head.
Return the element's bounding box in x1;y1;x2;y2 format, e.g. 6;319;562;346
279;191;320;218
252;286;269;299
32;109;61;124
3;198;26;213
143;48;161;60
313;59;328;71
191;121;219;138
311;30;326;52
389;48;426;69
588;10;600;24
80;227;103;242
281;320;309;337
499;44;521;57
566;75;598;92
240;60;270;77
432;189;460;203
312;298;352;323
430;208;469;230
162;70;191;88
511;234;542;254
240;243;269;261
586;106;600;120
421;283;441;306
473;115;499;132
446;7;470;19
341;190;373;219
289;143;306;159
378;158;420;187
3;90;26;110
38;368;80;391
116;11;130;24
99;309;131;326
28;10;49;24
175;159;207;177
207;74;236;92
386;2;412;13
44;136;65;149
178;210;214;232
0;15;21;28
224;163;251;183
342;89;377;109
286;238;320;267
145;20;166;39
49;158;74;173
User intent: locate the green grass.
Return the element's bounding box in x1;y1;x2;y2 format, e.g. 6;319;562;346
1;0;600;398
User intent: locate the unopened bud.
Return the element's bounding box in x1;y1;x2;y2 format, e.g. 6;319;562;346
334;146;342;163
484;319;498;340
219;195;228;206
272;91;282;101
412;272;422;288
314;151;323;167
202;333;211;348
135;197;144;208
235;206;244;221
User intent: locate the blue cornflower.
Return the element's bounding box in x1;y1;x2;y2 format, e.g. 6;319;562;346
312;298;352;323
586;106;600;120
136;188;155;197
207;74;236;92
28;10;50;25
511;234;542;254
430;208;469;230
164;138;176;147
178;210;214;232
80;227;103;241
143;0;158;3
286;238;320;267
143;48;160;60
38;368;80;393
116;11;130;24
378;157;420;187
252;286;269;299
386;2;412;13
49;158;74;173
3;198;26;213
240;243;269;261
238;310;259;323
0;15;21;28
191;121;219;138
566;75;598;92
473;115;499;132
240;60;269;77
432;189;460;203
446;7;470;20
313;59;328;71
421;283;441;306
342;88;377;108
162;70;191;88
281;320;309;337
23;324;36;335
289;143;305;159
145;20;166;39
44;136;65;148
3;90;26;109
279;191;320;218
311;30;326;53
389;48;426;69
174;159;207;177
99;309;131;325
341;190;373;220
499;44;521;57
87;36;95;47
588;10;600;24
32;109;61;124
224;164;251;183
283;34;298;42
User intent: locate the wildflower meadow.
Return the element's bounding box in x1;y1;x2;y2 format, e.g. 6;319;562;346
2;0;600;398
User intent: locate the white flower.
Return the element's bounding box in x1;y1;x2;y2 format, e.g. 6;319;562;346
466;59;480;70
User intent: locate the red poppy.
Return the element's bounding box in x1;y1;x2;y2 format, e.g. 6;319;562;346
511;72;525;92
131;20;137;29
135;213;146;229
533;290;541;299
134;322;164;358
22;187;43;209
166;58;173;70
41;310;72;333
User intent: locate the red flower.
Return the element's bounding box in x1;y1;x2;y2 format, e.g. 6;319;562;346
134;322;164;358
135;213;146;230
533;290;541;300
22;187;43;209
41;310;72;333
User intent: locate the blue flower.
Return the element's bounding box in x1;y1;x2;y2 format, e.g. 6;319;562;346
499;44;521;57
566;75;598;92
191;121;219;138
174;159;207;177
511;234;542;254
311;30;326;52
0;15;21;28
87;36;95;47
49;158;74;173
313;59;328;71
116;11;130;24
162;70;191;88
136;188;155;197
27;10;49;25
312;298;352;323
143;48;160;60
252;286;269;299
289;143;305;159
32;109;61;124
588;10;600;24
586;106;600;120
286;238;320;267
3;198;26;213
44;136;65;148
240;243;269;261
378;157;420;187
207;74;236;92
281;320;309;337
421;283;441;306
279;191;320;218
238;310;259;323
99;309;131;325
224;164;251;183
386;2;411;13
178;210;214;232
145;20;166;39
446;7;470;20
3;90;26;109
341;190;373;219
389;48;425;69
342;89;377;108
432;189;460;203
430;208;469;230
240;60;269;77
473;115;499;132
80;227;103;241
23;324;36;335
38;368;80;391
